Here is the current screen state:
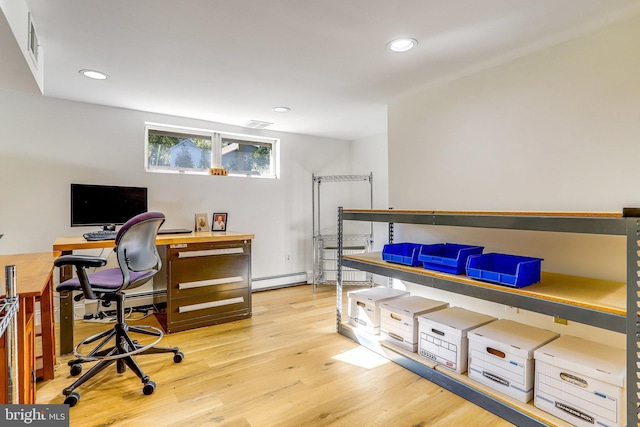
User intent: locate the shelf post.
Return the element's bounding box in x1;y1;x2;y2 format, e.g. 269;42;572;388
625;215;640;426
336;207;343;333
4;265;19;404
388;207;394;288
312;174;316;290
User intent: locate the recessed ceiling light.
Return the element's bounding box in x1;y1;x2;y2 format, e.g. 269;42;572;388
387;38;418;53
79;69;108;80
272;106;291;113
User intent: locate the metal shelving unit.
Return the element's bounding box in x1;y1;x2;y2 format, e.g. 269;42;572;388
312;173;373;289
1;265;20;404
336;208;638;427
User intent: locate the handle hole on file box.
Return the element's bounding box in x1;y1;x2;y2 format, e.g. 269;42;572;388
487;347;506;358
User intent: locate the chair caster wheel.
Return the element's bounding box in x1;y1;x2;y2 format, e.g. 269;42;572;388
143;381;156;395
64;392;80;407
70;364;82;376
173;351;184;363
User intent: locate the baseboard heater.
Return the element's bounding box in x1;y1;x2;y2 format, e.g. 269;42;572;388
252;271;308;291
123;289;167;306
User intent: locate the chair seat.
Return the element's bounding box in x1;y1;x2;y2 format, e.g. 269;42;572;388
57;268;156;293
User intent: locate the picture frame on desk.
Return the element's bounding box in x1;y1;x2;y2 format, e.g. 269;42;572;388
212;213;227;231
195;213;209;232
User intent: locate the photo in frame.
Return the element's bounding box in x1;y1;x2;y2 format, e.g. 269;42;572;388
212;213;227;231
195;213;209;232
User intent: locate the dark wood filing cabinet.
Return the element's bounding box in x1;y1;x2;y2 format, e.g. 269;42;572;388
156;239;252;333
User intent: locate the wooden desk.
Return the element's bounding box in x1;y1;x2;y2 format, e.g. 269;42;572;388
0;252;59;404
53;231;254;354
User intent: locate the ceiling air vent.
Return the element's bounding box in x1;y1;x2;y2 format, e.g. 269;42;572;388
243;120;273;129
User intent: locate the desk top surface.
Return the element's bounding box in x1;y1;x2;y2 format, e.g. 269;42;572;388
52;231;255;251
0;252;60;297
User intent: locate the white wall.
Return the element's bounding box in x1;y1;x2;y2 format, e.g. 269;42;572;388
386;15;640;348
350;132;389;253
350;132;389;286
311;132;388;247
0;89;355;290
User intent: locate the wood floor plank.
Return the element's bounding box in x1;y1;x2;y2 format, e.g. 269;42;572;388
36;285;513;426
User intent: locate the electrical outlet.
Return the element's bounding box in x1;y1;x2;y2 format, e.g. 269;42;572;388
504;305;519;314
285;253;291;262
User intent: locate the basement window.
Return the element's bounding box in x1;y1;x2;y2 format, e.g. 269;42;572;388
145;123;279;178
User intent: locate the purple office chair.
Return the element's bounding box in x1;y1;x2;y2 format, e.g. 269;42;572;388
54;211;183;407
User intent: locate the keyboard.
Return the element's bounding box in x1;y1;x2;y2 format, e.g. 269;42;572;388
83;230;118;241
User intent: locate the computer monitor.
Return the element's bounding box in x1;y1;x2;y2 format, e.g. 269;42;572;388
71;183;148;230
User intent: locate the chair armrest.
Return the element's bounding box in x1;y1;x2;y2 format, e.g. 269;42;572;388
54;255;107;269
54;255;106;301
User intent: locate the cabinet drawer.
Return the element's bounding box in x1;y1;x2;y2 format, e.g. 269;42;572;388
167;288;250;323
167;241;250;261
169;255;249;298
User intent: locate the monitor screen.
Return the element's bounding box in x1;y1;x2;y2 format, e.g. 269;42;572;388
71;183;148;228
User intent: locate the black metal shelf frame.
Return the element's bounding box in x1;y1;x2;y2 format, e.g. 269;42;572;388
341;211;626;235
336;207;638;427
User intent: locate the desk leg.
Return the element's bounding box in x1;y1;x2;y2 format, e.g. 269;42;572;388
38;274;56;380
59;257;74;355
59;290;73;356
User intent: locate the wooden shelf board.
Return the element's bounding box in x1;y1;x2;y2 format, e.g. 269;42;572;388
343;209;623;218
344;252;625;316
431;365;572;427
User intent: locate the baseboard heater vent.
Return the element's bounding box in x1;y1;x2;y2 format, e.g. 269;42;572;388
252;271;307;291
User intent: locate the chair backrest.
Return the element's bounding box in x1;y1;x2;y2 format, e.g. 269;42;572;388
115;211;165;289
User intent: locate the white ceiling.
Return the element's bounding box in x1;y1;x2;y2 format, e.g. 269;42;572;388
2;1;640;140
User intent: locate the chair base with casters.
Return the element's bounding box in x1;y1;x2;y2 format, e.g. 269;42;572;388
61;290;184;407
54;211;184;407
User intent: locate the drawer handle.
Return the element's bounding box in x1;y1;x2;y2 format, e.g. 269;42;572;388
177;248;244;258
178;276;244;290
178;296;245;313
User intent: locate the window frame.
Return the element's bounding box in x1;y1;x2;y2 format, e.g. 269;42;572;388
145;123;280;179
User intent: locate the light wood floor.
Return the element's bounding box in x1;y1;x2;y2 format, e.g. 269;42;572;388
36;285;513;427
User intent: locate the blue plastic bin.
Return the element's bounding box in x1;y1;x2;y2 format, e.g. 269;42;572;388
382;243;423;266
418;243;484;275
466;253;543;288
